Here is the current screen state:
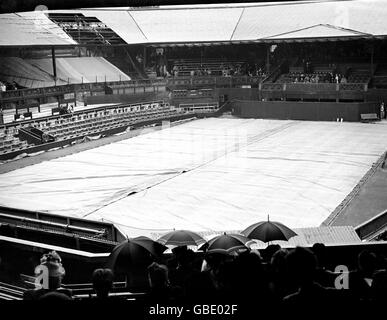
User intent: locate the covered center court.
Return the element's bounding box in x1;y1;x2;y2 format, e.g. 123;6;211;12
0;117;386;238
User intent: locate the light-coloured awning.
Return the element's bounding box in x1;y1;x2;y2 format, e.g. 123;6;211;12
1;1;387;46
0;12;76;46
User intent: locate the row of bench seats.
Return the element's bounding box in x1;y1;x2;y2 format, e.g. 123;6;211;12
0;102;176;156
40;106;181;141
170;59;248;77
0;125;30;155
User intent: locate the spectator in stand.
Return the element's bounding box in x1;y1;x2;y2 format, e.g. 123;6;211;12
380;102;385;119
232;250;270;303
23;251;72;300
146;262;181;303
268;249;293;302
183;268;217;302
0;81;6;92
172;65;178;77
371;269;387;301
136;53;143;65
201;252;230;291
282;247;335;305
312;243;336;288
92;268;114;300
349;250;378;301
38;291;72;301
335;74;340;83
156;52;164;77
169;248;197;289
261;244;281;263
340;76;347;84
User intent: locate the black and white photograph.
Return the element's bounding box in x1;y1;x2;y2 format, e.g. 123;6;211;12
0;0;386;317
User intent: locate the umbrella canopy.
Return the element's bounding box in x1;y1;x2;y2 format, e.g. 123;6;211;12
157;230;206;247
200;233;253;254
242;218;297;243
106;236;167;272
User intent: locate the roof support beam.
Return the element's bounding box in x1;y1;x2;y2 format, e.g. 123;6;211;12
51;46;57;83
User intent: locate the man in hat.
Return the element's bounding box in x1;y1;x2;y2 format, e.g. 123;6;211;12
23;251;72;300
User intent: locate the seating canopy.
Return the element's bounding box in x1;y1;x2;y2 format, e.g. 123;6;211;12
0;0;386;46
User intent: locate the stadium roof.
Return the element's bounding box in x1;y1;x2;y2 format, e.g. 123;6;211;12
0;0;386;47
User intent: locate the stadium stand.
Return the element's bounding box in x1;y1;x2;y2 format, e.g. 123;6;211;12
371;64;387;88
38;101;174;141
276;71;333;84
27;57;131;84
0;125;29;155
346;63;373;84
0;100;178;156
169;58;259;77
0;230;386;307
0;57;67;88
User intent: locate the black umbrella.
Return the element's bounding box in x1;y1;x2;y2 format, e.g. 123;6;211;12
157;230;206;247
106;236;167;272
200;233;253;254
242;216;297;243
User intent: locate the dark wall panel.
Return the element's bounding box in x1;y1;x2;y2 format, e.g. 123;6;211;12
216;88;259;101
232;101;378;122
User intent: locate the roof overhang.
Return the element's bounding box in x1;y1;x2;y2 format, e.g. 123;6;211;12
1;1;387;47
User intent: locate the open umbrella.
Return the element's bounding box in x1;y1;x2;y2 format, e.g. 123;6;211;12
242;216;297;243
106;236;167;272
200;233;253;254
157;230;206;247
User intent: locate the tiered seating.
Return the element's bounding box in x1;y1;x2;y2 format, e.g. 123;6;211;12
27;57;131;84
40;102;179;141
312;64;336;74
1;108;17;124
346;64;371;84
170;58;249;77
372;64;387;88
0;57;66;88
0;126;29;155
0;101;183;157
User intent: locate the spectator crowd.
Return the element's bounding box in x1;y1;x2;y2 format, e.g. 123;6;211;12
292;72;348;84
23;244;387;307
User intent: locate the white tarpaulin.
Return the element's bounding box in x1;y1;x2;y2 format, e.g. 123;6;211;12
0;118;386;237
